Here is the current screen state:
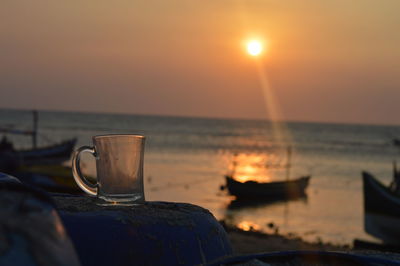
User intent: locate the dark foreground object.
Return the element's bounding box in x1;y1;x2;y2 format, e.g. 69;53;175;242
362;171;400;244
354;239;400;253
208;250;400;266
225;175;311;199
0;173;80;266
53;194;232;266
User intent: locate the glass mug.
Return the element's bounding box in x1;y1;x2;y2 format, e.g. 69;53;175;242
72;134;145;204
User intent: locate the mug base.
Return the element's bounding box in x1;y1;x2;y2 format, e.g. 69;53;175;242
96;193;145;206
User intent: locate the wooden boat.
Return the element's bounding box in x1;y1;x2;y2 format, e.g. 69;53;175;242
17;138;77;165
0;111;77;166
225;175;311;200
362;171;400;244
0;138;77;166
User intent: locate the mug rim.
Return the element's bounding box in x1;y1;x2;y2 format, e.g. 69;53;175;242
93;134;145;139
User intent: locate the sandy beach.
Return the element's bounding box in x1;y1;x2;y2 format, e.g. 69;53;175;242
221;222;350;254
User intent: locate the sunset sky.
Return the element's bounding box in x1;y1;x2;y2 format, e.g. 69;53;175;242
1;0;400;125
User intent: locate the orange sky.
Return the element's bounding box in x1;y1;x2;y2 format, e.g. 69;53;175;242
1;0;400;125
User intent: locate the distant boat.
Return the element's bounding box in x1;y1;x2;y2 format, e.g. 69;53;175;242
0;137;77;166
362;171;400;245
17;138;77;165
0;110;77;166
225;175;311;200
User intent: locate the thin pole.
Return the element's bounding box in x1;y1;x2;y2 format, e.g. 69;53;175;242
231;153;238;177
285;146;292;181
32;110;38;149
394;161;399;179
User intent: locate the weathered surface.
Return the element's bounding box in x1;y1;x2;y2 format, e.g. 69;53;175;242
210;250;400;266
54;194;210;217
53;194;233;266
0;173;80;266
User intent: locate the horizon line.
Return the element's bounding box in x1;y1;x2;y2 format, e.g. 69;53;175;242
0;106;399;128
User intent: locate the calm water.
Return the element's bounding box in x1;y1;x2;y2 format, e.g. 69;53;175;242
2;108;400;245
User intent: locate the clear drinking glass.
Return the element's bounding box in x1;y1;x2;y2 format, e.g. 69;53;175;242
72;134;145;205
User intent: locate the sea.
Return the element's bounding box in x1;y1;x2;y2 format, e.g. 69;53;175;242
1;108;400;245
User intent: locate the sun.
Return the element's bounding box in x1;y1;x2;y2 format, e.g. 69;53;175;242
247;40;263;56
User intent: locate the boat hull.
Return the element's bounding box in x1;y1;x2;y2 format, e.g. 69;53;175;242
18;138;77;165
365;213;400;244
362;171;400;244
225;175;311;200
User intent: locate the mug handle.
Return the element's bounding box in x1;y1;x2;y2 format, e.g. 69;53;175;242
72;146;97;196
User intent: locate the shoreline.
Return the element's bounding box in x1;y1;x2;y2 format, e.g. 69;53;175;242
220;221;351;254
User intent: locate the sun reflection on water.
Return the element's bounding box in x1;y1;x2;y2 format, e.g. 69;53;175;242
227;152;289;183
237;221;261;232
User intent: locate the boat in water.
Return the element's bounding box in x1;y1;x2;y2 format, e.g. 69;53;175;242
0;110;77;166
224;147;311;201
362;171;400;245
225;175;311;200
16;138;77;165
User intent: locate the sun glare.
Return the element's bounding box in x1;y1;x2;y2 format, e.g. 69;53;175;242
247;40;263;56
